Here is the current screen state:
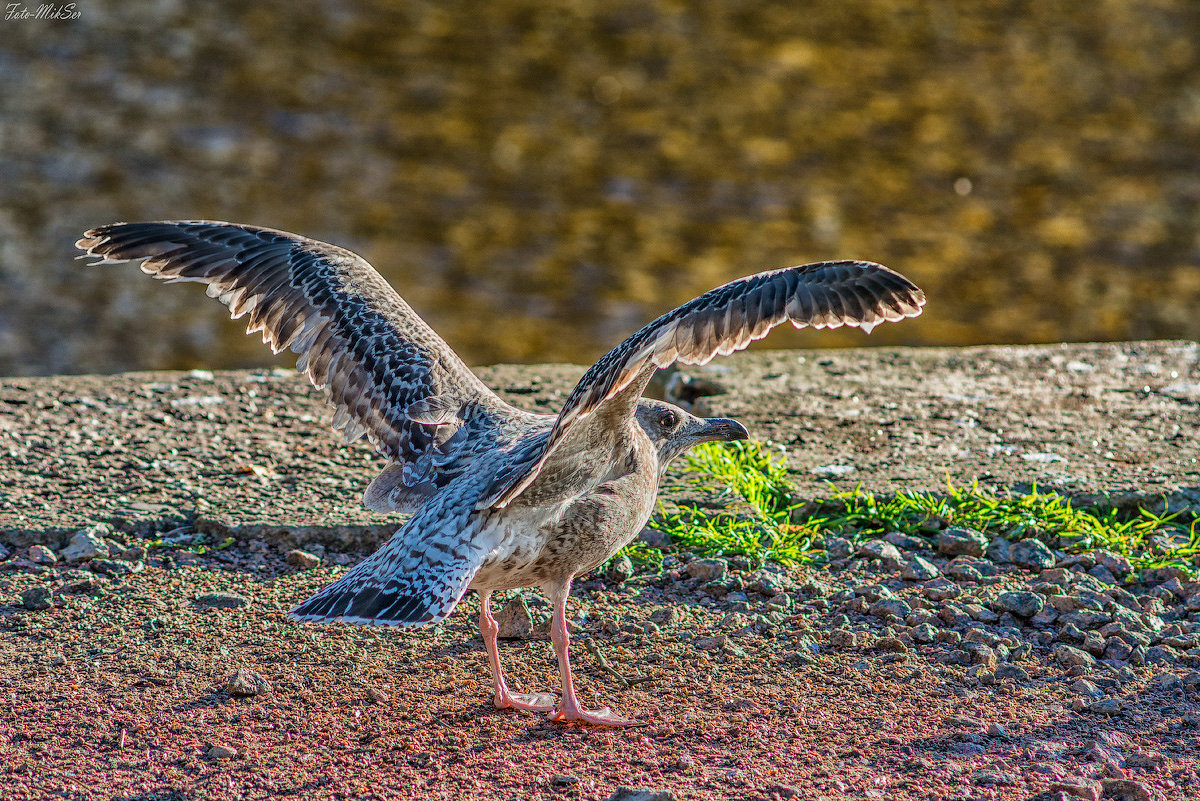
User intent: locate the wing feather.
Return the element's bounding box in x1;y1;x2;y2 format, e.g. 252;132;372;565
483;259;925;508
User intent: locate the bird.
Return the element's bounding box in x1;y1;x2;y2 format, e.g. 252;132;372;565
77;220;925;725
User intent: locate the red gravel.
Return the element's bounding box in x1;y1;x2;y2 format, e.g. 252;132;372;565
2;551;1197;801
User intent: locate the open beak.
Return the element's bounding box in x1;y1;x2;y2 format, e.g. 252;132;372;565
695;417;750;444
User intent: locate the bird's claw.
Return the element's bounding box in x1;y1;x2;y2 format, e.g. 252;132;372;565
549;704;639;727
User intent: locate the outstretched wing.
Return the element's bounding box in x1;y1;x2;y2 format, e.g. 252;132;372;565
484;260;925;508
77;221;518;503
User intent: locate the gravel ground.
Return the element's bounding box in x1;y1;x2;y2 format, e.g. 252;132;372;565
3;342;1199;545
2;343;1199;800
3;529;1200;801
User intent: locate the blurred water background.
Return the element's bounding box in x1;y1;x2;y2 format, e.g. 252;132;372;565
1;0;1198;376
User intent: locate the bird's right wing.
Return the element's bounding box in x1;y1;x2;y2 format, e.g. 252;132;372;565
481;260;925;508
77;221;516;501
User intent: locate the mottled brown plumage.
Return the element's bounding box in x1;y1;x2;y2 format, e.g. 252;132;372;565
78;220;925;725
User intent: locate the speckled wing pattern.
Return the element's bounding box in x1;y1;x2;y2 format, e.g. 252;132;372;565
76;221;521;513
484;260;926;508
287;465;505;627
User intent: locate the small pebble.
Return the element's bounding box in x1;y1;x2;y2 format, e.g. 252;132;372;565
827;629;858;650
1099;778;1153;801
286;549;321;570
902;556;941;581
995;664;1030;682
694;635;728;651
226;668;271;697
20;586;54;611
26;545;58;565
874;636;907;654
923;578;961;601
61;523;113;561
971;768;1015;786
1048;779;1100;801
1053;644;1096;669
856;540;902;565
637;527;671;550
936;527;988;557
495;596;534;639
1009;539;1056;570
685;558;728;581
607;555;635;584
605;788;679;801
194;592;250;609
206;744;238;760
993;591;1044;618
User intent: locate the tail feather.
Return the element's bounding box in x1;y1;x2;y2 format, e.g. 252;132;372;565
287;476;502;627
288;579;441;626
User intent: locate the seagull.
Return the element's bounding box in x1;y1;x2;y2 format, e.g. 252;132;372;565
77;221;925;725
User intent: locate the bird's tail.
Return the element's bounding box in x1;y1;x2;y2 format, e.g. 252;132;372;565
288;499;495;627
287;569;449;627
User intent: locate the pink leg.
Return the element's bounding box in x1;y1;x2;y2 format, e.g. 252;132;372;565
478;591;557;713
546;579;637;726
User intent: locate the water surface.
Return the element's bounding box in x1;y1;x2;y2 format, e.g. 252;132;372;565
1;1;1197;375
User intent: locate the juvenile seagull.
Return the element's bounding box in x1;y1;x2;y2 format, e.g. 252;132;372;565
78;221;924;725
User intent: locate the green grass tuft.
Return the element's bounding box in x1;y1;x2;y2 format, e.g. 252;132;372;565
629;441;1199;579
808;480;1199;576
641;441;822;567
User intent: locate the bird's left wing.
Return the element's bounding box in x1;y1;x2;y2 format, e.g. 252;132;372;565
481;260;925;508
77;221;518;496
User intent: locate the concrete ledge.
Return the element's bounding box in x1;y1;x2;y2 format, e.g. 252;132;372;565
1;341;1197;549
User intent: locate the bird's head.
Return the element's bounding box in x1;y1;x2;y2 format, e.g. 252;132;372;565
634;399;749;472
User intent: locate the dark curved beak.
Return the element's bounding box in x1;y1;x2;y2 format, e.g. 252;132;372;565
695;417;750;443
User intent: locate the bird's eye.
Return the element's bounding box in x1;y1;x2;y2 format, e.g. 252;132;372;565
658;411;677;429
